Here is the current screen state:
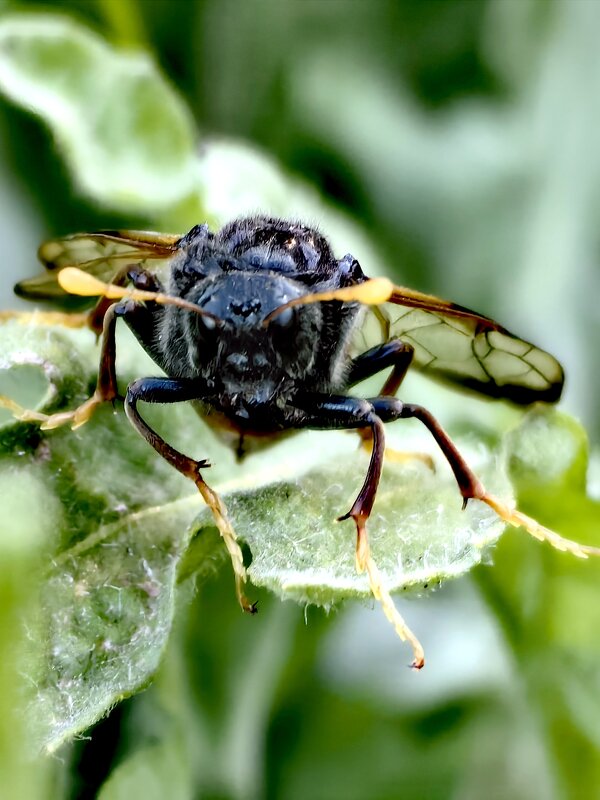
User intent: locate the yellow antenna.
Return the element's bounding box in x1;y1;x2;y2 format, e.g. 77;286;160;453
58;268;221;322
264;277;394;325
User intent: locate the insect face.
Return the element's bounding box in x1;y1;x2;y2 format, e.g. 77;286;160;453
174;270;322;400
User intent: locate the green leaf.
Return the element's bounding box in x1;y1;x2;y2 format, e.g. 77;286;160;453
0;319;204;752
475;410;600;798
187;452;509;607
0;12;394;281
98;742;192;800
0;14;198;212
0;314;518;750
0;465;57;795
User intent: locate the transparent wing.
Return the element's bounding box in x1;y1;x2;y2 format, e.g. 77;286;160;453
16;230;182;300
365;284;564;405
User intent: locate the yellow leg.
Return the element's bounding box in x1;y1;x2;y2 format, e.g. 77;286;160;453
385;450;435;469
480;492;600;558
356;524;425;669
194;475;256;614
0;390;105;430
0;395;27;417
2;302;121;430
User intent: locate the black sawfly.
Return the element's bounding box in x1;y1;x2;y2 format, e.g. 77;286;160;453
6;215;598;668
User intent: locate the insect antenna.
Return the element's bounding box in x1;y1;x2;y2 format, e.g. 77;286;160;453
57;267;223;325
263;277;394;326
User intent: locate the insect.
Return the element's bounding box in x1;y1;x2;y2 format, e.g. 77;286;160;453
5;215;599;668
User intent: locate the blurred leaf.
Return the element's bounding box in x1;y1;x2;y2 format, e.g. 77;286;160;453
288;1;600;441
483;0;554;89
484;409;600;648
0;464;55;796
506;407;588;492
97;0;147;48
475;409;600;798
0;14;198;212
98;741;192;800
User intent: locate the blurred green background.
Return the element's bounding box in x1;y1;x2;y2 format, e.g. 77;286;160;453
0;1;599;798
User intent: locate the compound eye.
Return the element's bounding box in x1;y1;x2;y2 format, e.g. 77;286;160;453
272;305;295;328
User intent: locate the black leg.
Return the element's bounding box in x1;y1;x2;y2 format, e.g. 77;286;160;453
95;301;121;402
371;399;485;505
371;398;600;560
288;389;600;665
346;340;414;396
290;392;424;667
124;377;209;477
291;393;388;528
345;342;423;461
125;378;256;614
293;393;386;530
293;394;469;532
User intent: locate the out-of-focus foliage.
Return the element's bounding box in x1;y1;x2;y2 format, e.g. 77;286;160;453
0;1;599;799
0;15;198;213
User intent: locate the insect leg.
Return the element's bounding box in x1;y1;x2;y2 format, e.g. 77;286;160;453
347;342;433;469
377;400;600;559
291;394;425;668
6;301;126;430
124;378;256;614
346;340;414;394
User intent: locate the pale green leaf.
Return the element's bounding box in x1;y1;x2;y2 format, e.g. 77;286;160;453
0;465;57;795
98;742;192;800
0;14;198;212
189;454;508;607
0;316;516;750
